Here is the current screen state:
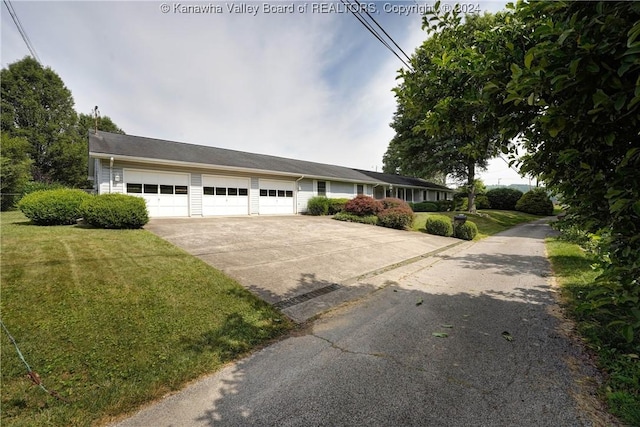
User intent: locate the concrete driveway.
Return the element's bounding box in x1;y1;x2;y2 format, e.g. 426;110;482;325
146;216;460;321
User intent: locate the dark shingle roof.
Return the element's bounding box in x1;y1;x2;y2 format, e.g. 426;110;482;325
89;131;452;191
355;169;451;191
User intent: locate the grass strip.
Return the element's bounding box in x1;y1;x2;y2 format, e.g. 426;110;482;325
412;209;542;239
546;238;640;425
1;211;292;426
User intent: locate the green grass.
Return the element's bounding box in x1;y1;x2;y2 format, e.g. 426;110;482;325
0;211;292;426
546;239;640;425
412;210;542;239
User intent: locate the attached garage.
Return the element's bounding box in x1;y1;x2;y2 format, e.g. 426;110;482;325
259;179;295;215
124;169;189;217
202;175;249;216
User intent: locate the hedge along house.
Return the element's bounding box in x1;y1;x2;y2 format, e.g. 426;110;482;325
88;131;453;218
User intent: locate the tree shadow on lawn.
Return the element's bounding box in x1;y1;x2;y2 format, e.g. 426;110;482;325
147;283;613;427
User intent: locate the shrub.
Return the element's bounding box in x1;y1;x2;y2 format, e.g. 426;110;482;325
381;197;410;210
378;206;415;230
435;200;453;212
486;188;524;210
411;202;438;212
344;195;383;216
476;195;491;209
18;188;90;225
454;221;478;240
328;198;350;215
81;194;149;229
425;214;453;237
307;196;329;215
516;189;554;215
333;212;379;225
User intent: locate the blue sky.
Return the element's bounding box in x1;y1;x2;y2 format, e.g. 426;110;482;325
1;0;528;186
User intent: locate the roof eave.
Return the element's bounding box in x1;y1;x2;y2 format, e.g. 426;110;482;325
89;152;384;185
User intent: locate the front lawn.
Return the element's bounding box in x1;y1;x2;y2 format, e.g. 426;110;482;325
412;210;542;239
0;211;292;426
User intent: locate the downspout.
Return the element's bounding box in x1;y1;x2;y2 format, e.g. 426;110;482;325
295;175;305;214
109;157;114;194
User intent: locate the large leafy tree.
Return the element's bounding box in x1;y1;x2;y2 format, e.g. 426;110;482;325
496;1;640;342
384;8;524;212
1;57;79;184
1;57;125;187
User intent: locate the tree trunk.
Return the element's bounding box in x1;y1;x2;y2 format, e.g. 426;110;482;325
467;161;476;214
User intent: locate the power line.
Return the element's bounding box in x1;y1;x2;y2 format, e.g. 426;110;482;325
340;0;413;71
352;0;412;63
3;0;42;64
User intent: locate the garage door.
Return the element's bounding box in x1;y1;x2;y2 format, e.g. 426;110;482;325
124;170;189;217
259;179;295;215
202;175;249;216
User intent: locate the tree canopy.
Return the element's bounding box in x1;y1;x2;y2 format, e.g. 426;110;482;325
1;57;125;193
383;9;522;212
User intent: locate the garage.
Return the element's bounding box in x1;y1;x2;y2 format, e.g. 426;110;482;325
202;175;249;216
259;179;295;215
124;169;189;217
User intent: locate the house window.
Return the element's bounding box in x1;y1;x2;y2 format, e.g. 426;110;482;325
423;190;427;201
317;181;326;196
278;190;285;197
175;186;188;195
161;185;174;195
260;189;268;197
216;187;226;196
203;187;214;196
357;184;364;195
144;184;158;194
436;192;441;201
398;188;405;200
269;190;277;197
127;183;142;194
239;188;248;196
228;188;238;196
406;189;413;202
285;190;293;197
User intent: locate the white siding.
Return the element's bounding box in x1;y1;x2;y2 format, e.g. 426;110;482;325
250;177;259;214
296;179;314;213
329;181;355;199
191;174;203;216
98;160;124;194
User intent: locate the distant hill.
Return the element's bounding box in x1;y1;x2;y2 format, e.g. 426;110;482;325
485;184;533;193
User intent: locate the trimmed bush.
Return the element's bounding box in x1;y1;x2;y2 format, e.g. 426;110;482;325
486;188;523;210
435;200;453;212
378;206;414;230
425;214;454;237
307;196;329;215
411;202;438;212
344;195;383;216
333;212;379;225
18;188;90;225
516;189;554;215
81;194;149;229
381;197;410;210
454;221;478;240
328;198;350;215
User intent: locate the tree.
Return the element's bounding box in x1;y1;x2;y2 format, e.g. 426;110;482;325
497;2;640;342
1;57;79;184
0;134;32;210
384;8;522;213
1;57;126;188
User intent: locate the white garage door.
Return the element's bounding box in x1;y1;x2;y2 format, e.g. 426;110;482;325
124;170;189;217
202;175;249;216
259;179;295;215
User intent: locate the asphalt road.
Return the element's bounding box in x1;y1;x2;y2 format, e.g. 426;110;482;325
113;219;612;427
